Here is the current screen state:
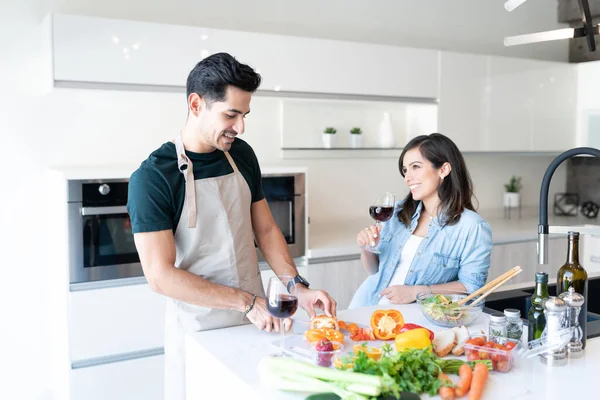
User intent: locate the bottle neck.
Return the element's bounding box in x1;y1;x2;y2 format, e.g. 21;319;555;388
534;281;549;298
566;236;580;265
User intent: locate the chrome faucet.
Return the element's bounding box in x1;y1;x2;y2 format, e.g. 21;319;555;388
538;147;600;264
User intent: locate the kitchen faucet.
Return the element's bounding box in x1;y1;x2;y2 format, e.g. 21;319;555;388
538;147;600;264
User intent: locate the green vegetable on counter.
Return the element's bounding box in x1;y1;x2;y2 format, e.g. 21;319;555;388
258;356;400;400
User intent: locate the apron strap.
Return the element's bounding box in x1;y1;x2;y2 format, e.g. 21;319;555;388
223;152;239;173
175;134;197;228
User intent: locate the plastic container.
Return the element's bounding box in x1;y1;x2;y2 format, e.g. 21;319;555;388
463;334;521;373
308;341;344;368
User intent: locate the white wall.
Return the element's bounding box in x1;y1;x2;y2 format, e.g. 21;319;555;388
0;4;567;400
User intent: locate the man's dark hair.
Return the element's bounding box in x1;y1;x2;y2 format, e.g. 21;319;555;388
186;52;261;105
397;133;476;227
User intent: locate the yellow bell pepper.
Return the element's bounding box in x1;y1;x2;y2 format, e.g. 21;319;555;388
394;328;432;351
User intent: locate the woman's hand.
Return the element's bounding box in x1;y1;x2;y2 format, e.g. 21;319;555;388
380;285;423;304
357;224;382;249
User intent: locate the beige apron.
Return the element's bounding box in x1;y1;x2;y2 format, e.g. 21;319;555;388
164;134;266;400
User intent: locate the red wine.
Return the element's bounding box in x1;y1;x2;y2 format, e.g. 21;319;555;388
267;294;298;318
369;206;394;222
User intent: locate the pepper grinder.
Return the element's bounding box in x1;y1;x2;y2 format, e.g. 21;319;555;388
559;287;585;359
540;296;568;366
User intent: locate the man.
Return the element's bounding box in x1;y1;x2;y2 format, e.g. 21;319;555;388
127;53;337;400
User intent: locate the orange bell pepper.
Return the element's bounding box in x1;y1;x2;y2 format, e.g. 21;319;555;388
370;309;405;340
303;328;344;344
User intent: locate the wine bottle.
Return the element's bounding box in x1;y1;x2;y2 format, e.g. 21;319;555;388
528;272;549;342
557;232;588;349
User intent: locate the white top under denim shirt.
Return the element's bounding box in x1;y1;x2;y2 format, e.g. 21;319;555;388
349;200;493;309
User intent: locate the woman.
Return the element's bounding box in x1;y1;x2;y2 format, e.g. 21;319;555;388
349;133;493;308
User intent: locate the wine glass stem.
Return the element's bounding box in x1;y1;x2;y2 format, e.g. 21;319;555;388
280;318;285;356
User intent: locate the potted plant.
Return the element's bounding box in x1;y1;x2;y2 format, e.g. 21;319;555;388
322;127;337;148
350;127;363;148
504;176;522;208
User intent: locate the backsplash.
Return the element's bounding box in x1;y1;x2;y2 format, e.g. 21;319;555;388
567;157;600;204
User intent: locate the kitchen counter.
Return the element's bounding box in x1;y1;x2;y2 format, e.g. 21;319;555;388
308;211;599;261
185;304;598;399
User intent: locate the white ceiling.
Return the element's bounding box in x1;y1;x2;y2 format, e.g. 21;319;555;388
56;0;570;62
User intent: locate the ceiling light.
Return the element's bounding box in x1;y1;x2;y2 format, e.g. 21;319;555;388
504;0;528;12
504;0;598;52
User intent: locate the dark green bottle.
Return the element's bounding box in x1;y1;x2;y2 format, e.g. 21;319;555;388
528;272;549;342
557;232;588;349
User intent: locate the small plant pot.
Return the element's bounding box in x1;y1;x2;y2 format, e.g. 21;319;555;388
322;134;336;148
350;134;363;148
504;192;520;208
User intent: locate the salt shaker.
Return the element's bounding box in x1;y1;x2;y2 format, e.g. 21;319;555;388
540;296;567;366
559;287;585;359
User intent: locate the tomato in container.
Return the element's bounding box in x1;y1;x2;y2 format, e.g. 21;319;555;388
464;334;520;373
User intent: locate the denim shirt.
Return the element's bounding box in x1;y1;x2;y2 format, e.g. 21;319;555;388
348;201;493;309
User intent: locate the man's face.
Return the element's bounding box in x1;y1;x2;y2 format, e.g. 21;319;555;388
196;85;252;152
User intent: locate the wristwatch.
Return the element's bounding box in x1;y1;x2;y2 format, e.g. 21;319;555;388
287;274;310;292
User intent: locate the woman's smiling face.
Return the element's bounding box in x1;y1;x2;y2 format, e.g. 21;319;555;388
401;147;445;202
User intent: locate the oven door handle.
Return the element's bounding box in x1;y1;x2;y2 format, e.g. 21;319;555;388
81;206;128;216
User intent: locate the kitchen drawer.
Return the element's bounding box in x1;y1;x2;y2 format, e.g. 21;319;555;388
70;354;163;400
69;284;166;361
583;233;600;272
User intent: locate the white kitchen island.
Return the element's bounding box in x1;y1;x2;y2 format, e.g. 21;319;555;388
185;304;597;399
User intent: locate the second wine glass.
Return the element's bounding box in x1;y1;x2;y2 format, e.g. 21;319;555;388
365;192;395;254
266;276;299;358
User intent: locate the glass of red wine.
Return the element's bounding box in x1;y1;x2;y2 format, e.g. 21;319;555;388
266;276;299;357
365;192;395;254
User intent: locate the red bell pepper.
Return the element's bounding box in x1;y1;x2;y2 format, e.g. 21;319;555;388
399;323;434;340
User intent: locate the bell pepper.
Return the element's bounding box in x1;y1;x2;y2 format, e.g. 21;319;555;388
399;323;435;341
370;309;405;340
394;328;432;352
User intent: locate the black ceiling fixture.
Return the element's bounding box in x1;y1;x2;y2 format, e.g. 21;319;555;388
504;0;599;51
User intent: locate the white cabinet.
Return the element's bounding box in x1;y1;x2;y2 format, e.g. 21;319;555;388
438;52;489;151
576;61;600;148
70;354;163;400
69;284;166;361
438;52;577;152
51;14;439;99
307;258;367;310
489;238;566;286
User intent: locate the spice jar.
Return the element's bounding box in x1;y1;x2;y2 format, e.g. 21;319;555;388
504;308;523;341
489;313;507;343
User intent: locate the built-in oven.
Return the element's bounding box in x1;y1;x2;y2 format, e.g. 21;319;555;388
258;173;306;261
68;179;142;284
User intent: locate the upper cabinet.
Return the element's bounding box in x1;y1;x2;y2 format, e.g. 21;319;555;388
438;52;577;152
577;61;600;149
51;14;439;99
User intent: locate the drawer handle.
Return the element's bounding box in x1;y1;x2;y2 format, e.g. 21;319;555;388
590;256;600;264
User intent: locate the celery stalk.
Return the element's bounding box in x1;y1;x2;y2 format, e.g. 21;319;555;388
259;357;383;387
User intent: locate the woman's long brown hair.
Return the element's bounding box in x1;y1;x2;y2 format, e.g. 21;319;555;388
397;133;475;227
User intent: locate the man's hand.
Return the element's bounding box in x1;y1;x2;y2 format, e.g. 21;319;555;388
246;297;292;333
296;286;337;319
379;285;421;304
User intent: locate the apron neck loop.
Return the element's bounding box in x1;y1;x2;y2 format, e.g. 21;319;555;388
175;133;197;228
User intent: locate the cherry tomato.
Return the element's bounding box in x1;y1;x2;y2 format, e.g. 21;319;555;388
467;350;480;361
496;360;511;372
504;341;517;350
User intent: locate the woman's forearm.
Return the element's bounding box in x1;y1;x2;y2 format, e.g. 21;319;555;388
360;250;380;275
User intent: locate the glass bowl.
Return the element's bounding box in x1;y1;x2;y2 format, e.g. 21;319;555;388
308;341;344;368
415;289;484;327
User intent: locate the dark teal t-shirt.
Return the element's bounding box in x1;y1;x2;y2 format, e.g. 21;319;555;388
127;138;264;234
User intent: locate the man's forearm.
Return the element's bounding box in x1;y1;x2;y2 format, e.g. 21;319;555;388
256;226;298;277
150;265;253;312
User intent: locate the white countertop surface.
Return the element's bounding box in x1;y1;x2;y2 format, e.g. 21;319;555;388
307;211;600;260
185;304;597;399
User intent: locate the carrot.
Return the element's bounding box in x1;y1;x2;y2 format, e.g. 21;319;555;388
454;363;473;397
438;372;456;400
467;362;489;400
